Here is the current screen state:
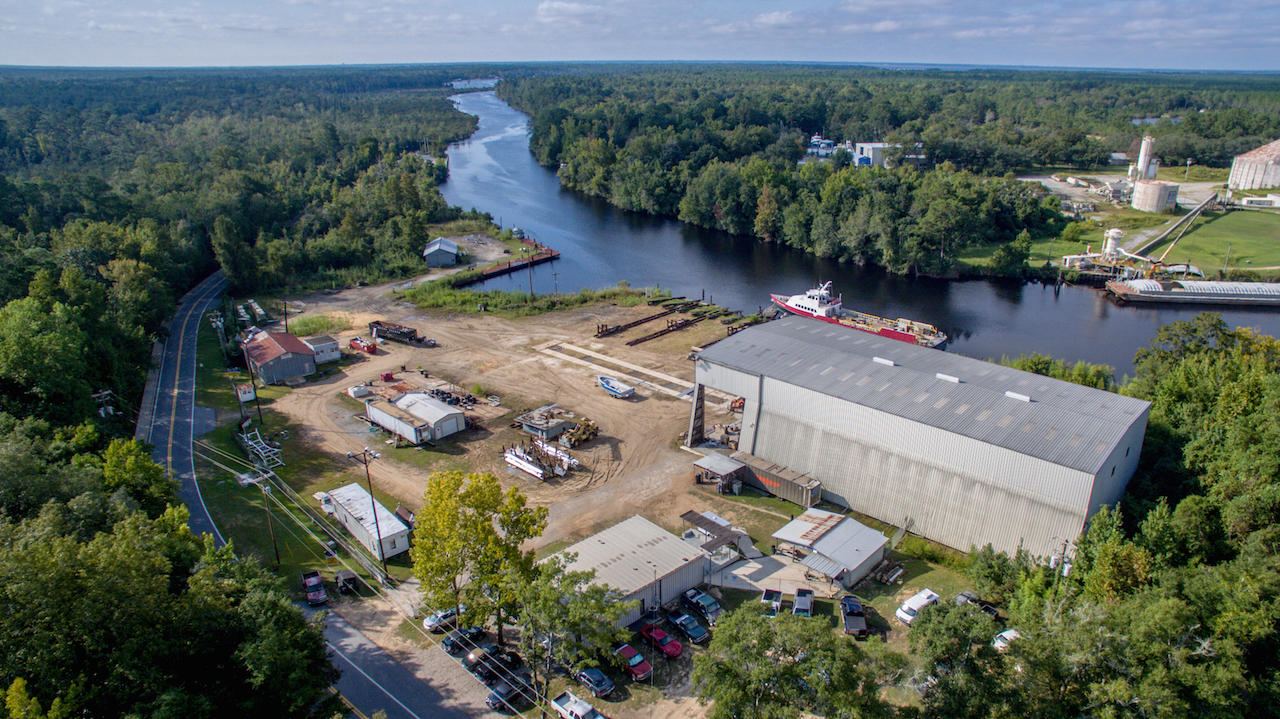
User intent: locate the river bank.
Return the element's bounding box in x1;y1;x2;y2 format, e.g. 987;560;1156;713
439;91;1280;378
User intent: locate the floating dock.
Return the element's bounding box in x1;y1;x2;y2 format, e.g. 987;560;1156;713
1106;279;1280;306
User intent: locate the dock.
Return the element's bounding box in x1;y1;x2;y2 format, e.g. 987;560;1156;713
453;240;560;288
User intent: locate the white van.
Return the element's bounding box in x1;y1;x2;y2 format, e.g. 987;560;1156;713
895;588;939;626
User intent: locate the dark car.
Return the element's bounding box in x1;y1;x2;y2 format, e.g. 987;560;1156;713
956;591;1001;619
640;624;683;658
840;595;869;639
465;646;518;684
666;611;710;644
613;642;653;681
442;626;485;655
683;588;723;625
576;667;615;697
485;673;533;712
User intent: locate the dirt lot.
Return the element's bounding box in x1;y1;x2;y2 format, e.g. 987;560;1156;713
274;295;738;550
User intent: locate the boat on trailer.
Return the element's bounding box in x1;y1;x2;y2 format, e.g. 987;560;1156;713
770;282;948;349
597;376;636;399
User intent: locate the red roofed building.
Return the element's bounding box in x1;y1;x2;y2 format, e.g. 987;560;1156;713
1229;138;1280;190
244;332;316;385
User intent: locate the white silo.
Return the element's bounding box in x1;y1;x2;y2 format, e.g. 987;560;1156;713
1103;228;1123;257
1135;136;1154;180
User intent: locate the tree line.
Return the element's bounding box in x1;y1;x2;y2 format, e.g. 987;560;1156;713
498;67;1280;275
0;65;505;717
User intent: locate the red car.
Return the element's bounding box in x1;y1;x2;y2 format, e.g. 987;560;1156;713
639;624;682;659
613;643;653;681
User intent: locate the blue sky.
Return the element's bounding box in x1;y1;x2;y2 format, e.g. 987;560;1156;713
2;0;1278;70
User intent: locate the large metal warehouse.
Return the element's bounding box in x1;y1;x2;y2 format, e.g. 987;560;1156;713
1228;138;1280;190
691;317;1151;558
553;515;710;627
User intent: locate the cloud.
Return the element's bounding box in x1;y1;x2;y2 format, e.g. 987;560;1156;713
535;1;607;25
754;11;796;28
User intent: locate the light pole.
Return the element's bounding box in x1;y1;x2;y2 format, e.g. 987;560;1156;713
346;447;386;574
521;246;535;302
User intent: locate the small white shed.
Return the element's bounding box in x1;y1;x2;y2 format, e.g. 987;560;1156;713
303;335;341;364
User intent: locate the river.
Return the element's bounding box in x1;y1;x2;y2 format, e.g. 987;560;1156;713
440;91;1280;377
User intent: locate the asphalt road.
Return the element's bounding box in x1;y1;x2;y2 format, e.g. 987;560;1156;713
147;272;227;543
147;273;475;719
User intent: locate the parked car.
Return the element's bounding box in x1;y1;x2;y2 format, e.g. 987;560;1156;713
576;667;615;697
955;590;1001;619
993;629;1021;652
485;675;531;712
896;588;940;626
423;603;466;632
840;595;869;639
761;588;784;617
442;626;485;655
613;643;653;681
640;624;683;658
666;611;710;644
551;690;605;719
683;587;723;625
301;571;328;606
793;588;815;617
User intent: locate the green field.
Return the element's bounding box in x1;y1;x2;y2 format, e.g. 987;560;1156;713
1144;209;1280;271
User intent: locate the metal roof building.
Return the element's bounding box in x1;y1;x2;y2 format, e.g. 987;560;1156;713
771;508;888;587
326;483;411;560
692;316;1151;557
423;237;459;267
1228;138;1280;190
554;515;710;627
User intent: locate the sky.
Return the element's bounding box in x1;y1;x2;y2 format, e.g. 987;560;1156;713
1;0;1278;71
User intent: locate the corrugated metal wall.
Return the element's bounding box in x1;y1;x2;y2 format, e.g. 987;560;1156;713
616;556;709;628
367;403;423;444
259;353;315;384
697;362;761;453
752;378;1098;557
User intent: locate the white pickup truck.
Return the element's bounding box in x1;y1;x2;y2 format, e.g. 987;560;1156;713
551;690;605;719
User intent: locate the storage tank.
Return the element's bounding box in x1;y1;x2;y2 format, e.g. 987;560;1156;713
1135;135;1154;179
1103;228;1123;256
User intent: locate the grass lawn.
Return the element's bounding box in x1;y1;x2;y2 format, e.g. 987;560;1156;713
1154;164;1229;183
1143;209;1280;270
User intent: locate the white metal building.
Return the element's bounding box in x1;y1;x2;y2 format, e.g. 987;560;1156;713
365;392;465;445
553;515;710;627
1228;138;1280;190
771;508;888;588
692;317;1151;558
303;334;341;364
326;483;411;560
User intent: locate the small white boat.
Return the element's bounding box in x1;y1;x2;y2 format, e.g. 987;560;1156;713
597;376;635;399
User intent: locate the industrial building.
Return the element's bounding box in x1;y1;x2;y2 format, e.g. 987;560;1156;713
365;392;465;445
771;508;888;588
422;237;459;267
243;332;316;385
303;334;340;364
1228;138;1280;190
1131;179;1180;213
689;317;1151;558
553;515;710;627
324;483;411;560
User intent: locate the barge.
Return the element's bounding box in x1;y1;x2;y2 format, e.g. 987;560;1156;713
770;282;948;349
1105;279;1280;306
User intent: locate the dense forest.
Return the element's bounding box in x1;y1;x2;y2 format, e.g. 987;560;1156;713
499;67;1280;274
0;65;498;716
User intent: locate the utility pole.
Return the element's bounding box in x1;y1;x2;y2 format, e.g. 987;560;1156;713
524;246;535;300
346;448;387;574
1223;242;1231;276
551;271;559;304
244;358;264;425
260;479;281;568
208;312;229;367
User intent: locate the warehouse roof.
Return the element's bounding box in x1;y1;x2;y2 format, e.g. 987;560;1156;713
244;332;314;365
554;515;708;597
1236;138;1280;163
424;237;459;255
327;483;409;540
696;316;1149;474
395;393;464;424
